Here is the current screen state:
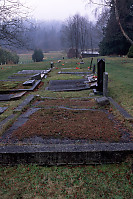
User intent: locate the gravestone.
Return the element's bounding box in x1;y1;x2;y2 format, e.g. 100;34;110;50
23;80;35;86
90;58;93;70
103;72;108;97
51;62;54;68
97;59;105;92
31;73;41;80
92;64;96;74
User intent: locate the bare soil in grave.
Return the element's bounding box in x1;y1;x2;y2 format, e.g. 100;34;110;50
35;98;97;109
11;99;131;142
0;81;32;90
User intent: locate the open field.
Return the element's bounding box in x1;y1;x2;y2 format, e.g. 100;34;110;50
0;51;133;198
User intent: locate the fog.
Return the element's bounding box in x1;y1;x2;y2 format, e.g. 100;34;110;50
25;0;97;22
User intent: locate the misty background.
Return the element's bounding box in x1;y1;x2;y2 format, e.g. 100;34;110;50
0;0;103;53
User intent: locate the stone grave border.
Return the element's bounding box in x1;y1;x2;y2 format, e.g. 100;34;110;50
0;80;41;94
0;95;133;165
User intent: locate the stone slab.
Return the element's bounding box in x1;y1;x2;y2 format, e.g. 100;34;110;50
0;114;16;131
0;94;13;101
14;95;35;112
47;79;90;91
0;92;26;101
10;92;27;100
0;143;133;153
109;97;133;120
0;143;132;165
17;70;50;75
23;80;35;86
0;107;8;114
8;75;32;80
58;71;92;75
0;80;41;94
31;73;42;80
96;97;110;106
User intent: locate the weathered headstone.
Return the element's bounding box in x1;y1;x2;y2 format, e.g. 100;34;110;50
92;64;96;74
103;72;108;97
23;80;35;86
97;59;105;92
90;58;93;70
31;73;41;80
51;62;54;68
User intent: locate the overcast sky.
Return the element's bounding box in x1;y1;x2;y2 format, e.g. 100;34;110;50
26;0;98;22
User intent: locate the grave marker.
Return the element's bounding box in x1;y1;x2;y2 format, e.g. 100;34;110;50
90;58;93;70
23;80;35;86
97;59;105;92
51;62;54;68
103;72;108;97
92;64;96;74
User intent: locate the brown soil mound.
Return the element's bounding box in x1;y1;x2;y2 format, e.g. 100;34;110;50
35;98;97;109
12;108;123;142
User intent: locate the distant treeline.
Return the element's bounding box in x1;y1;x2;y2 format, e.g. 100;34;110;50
0;48;19;64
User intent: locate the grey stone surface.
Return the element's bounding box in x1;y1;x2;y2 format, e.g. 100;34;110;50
58;72;92;75
14;95;34;112
1;108;40;142
0;94;13;101
0;107;8;114
17;70;50;75
47;79;90;91
8;75;32;80
109;97;133;120
31;73;41;80
0;114;16;131
0;92;26;101
103;72;108;97
96;97;110;106
23;80;35;86
0;143;133;153
0;80;41;93
10;92;27;100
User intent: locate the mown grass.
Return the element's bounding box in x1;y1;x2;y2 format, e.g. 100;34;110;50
0;159;133;199
105;57;133;116
0;52;133;198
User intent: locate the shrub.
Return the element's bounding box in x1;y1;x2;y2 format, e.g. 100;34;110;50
0;48;19;64
32;49;44;62
127;45;133;58
67;48;79;58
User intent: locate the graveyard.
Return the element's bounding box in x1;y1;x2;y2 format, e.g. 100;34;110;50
0;52;133;198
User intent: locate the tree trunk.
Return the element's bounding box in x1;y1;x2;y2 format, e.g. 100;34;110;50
114;0;133;45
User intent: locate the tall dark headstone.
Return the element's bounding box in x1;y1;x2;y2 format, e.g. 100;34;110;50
97;59;105;92
92;64;96;74
51;62;54;68
90;58;93;70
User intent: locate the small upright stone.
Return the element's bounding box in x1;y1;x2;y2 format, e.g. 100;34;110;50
96;97;110;106
97;59;105;92
103;72;108;97
23;80;35;86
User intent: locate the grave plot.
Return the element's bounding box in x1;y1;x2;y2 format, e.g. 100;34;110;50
0;92;26;101
0;80;41;93
0;107;8;114
46;79;91;91
10;98;132;143
0;69;51;94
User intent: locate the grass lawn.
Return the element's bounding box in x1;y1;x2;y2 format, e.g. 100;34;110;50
0;52;133;198
0;160;133;199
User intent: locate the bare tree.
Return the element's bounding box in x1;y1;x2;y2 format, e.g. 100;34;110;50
61;14;97;56
86;0;133;45
0;0;30;48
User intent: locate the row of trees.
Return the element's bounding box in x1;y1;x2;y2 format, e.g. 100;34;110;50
0;0;132;57
61;15;100;57
86;0;133;55
0;49;19;64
